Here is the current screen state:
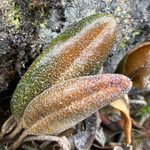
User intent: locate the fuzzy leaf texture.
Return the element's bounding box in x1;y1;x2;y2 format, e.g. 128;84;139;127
21;74;132;135
11;14;118;118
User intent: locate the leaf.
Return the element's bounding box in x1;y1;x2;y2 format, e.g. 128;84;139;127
110;95;132;144
9;74;132;150
11;13;118;119
116;42;150;89
21;74;132;135
114;42;150;144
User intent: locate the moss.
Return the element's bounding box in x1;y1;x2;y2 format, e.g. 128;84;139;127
2;1;21;28
117;30;143;51
8;3;21;28
19;0;52;29
141;98;150;121
3;0;54;30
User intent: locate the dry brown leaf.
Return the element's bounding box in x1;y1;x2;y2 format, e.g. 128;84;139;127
110;95;132;144
116;42;150;89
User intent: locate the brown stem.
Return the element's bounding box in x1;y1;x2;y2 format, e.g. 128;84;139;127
24;135;71;150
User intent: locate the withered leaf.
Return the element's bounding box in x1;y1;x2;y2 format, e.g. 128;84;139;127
116;42;150;89
110;96;132;144
0;116;16;140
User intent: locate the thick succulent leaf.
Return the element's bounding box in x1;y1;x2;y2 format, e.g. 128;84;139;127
21;74;132;135
11;14;118;118
116;42;150;89
110;96;132;144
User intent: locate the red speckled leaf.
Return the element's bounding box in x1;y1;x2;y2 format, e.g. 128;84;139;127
21;74;132;135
